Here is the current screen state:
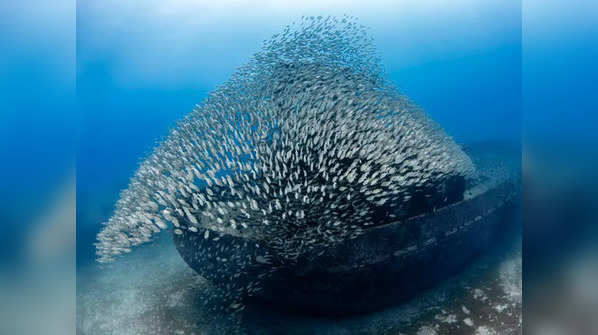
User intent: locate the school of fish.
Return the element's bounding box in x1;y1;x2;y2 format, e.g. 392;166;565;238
95;16;476;265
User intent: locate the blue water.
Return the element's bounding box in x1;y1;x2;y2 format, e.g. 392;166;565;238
1;1;595;271
74;1;521;266
2;1;598;334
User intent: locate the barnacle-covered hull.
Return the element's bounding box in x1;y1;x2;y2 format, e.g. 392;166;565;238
174;179;518;315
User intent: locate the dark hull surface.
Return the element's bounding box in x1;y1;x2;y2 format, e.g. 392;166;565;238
174;180;518;315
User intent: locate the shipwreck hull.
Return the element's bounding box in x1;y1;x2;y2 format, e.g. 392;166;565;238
174;180;518;315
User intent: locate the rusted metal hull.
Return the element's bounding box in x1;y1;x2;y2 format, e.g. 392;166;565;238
174;180;518;315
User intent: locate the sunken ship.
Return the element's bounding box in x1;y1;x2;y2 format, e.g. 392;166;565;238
96;16;518;315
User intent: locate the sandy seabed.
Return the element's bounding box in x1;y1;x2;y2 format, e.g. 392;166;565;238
77;145;522;335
